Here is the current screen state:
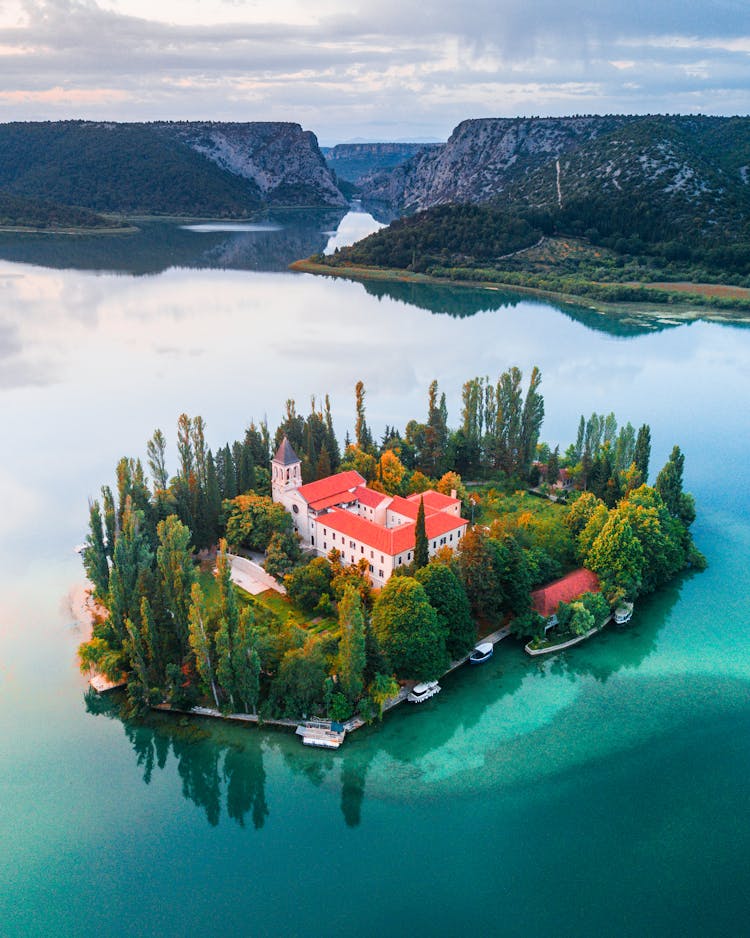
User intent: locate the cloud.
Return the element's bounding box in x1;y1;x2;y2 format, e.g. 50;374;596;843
0;0;748;140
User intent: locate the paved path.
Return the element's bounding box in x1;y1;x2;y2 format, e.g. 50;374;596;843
227;553;286;595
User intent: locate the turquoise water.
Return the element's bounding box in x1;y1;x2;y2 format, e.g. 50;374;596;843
1;211;749;936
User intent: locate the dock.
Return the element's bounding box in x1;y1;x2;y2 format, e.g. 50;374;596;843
89;674;127;694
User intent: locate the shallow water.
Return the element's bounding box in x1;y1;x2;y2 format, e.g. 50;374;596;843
1;210;749;936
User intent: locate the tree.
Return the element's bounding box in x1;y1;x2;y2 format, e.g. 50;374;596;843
233;609;261;714
371;577;446;680
369;673;399;719
284;557;333;612
83;499;110;601
188;582;220;707
224;493;293;552
588;513;644;604
416;563;475;659
156;514;196;657
634;424;651;482
337;585;366;702
455;527;503;619
655;445;695;526
378;449;407;495
414;497;429;570
146;428;168;491
546;446;560;486
354;380;372;451
213;540;243;709
264;530;301;580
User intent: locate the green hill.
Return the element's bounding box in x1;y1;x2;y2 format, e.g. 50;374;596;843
0;190;123;230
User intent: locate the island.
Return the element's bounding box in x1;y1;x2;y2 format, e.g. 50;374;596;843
79;369;705;744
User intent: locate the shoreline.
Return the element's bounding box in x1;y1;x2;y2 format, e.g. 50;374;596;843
0;224;139;236
289;257;750;324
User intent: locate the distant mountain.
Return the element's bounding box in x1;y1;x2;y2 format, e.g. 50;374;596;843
324;142;440;183
0;121;347;216
359;115;750;244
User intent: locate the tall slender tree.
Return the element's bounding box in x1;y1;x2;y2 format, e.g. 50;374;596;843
414;497;429;570
337;585;366;702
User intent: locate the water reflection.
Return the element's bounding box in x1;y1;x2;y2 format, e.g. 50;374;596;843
360;278;682;337
0;211;348;276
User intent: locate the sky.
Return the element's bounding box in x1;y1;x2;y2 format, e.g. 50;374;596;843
0;0;748;143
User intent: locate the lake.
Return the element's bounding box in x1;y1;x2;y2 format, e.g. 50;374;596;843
1;209;749;937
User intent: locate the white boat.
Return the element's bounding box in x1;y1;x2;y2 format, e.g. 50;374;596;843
614;602;634;625
296;721;346;749
407;681;441;703
469;642;494;665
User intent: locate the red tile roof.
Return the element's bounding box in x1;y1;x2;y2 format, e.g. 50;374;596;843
320;506;466;558
531;569;600;619
298;470;365;507
308;491;356;511
407;489;460;512
355;486;390;509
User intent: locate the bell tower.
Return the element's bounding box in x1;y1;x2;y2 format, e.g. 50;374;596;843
271;436;302;502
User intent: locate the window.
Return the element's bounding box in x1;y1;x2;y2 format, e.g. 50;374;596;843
311;537;315;546
292;504;299;514
360;546;364;553
380;555;384;563
398;557;402;565
324;528;327;535
407;552;412;560
449;533;453;541
350;540;355;549
368;564;374;573
333;533;336;540
351;555;355;563
370;550;374;559
323;542;327;550
378;569;384;579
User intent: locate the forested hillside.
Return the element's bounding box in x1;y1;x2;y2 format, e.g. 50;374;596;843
0;121;346;216
0;190;122;229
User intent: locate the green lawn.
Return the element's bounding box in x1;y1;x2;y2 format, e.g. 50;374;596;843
197;568;338;635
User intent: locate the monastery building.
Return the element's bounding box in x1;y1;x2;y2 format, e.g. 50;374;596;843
271;437;469;587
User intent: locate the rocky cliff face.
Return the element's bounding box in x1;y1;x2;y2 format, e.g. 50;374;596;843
359;117;626;209
163;122;347;207
324;142;440;183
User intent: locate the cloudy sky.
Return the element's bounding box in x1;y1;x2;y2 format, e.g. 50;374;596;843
0;0;748;143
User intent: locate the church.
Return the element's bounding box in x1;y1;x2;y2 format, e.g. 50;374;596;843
271;437;469;587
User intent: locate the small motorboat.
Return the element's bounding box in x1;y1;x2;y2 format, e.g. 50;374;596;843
407;681;441;703
469;642;494;665
614;602;634;625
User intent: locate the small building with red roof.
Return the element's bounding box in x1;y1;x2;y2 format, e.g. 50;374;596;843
271;437;468;587
531;569;600;627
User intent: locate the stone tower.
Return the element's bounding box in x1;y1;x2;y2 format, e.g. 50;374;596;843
271;436;302;502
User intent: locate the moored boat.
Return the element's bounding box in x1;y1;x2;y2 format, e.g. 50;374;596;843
296;720;346;749
614;602;634;625
469;642;494;665
407;681;441;703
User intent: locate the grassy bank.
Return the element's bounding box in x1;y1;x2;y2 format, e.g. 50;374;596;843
290;257;750;323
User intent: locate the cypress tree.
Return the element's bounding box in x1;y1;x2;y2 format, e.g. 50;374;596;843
414;497;429;570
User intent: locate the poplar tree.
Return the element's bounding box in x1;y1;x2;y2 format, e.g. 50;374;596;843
215;541;241;710
83;499;110;600
188;582;220;708
146;429;168;491
634;424;652;481
337;585;366;702
414;497;429;569
156;515;196;657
